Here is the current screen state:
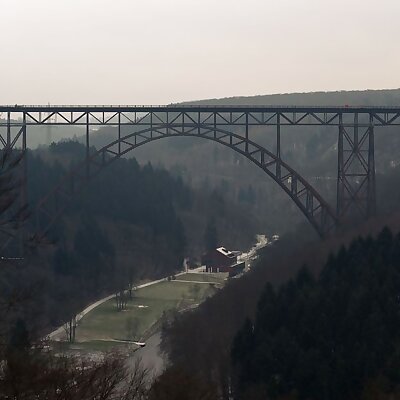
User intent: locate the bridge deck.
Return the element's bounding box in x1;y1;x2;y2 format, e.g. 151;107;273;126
0;105;399;113
1;105;399;128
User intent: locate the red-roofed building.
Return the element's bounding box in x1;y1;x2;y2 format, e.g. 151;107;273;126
202;247;245;277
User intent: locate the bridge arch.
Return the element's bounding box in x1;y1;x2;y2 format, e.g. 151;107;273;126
35;124;338;240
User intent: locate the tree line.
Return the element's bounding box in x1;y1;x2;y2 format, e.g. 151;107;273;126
231;227;400;399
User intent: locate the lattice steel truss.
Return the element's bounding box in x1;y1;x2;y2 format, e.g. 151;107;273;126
337;113;376;220
0;105;399;252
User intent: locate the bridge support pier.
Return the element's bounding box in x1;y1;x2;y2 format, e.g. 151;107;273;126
276;113;281;179
0;111;28;256
19;115;28;256
86;113;90;180
336;113;376;222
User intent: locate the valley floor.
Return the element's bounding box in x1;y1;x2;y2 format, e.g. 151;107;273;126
51;271;227;355
50;234;269;363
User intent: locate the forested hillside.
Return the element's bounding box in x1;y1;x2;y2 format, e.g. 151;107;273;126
8;140;259;336
231;228;400;399
81;89;400;235
158;160;400;399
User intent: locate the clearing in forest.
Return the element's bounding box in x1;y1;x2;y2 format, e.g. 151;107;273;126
58;272;226;352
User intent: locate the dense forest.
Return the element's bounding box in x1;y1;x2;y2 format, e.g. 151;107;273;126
0;140;258;340
231;228;400;399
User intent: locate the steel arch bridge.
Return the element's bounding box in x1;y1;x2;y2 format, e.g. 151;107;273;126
1;104;400;248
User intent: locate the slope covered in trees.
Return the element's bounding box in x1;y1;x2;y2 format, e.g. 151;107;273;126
159;166;400;399
232;227;400;399
2;140;258;337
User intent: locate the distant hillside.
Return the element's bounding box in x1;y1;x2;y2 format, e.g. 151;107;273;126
30;141;259;262
24;141;259;334
184;88;400;106
85;89;400;236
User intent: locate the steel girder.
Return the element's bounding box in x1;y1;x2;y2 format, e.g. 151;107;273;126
1;106;400;129
337;113;376;220
34;124;337;240
1;104;398;250
0;112;27;254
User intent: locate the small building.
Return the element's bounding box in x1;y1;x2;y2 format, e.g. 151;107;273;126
202;247;245;277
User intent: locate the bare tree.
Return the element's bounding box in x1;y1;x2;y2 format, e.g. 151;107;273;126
0;350;150;399
0;149;151;399
62;315;77;343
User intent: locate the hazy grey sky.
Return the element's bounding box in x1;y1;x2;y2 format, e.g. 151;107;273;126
1;0;399;104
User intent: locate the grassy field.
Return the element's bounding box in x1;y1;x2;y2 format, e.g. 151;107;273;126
64;273;224;352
